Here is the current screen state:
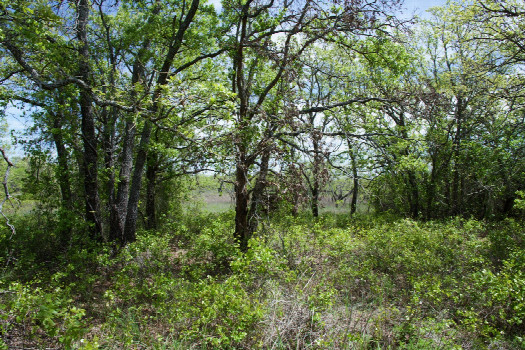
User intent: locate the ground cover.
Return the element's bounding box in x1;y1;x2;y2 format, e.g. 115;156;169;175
1;211;524;349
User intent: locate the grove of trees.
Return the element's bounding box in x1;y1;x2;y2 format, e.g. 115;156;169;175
0;0;524;348
2;0;523;247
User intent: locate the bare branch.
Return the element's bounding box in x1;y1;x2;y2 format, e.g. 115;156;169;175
299;97;392;114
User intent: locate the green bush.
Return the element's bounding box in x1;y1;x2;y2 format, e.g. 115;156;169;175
0;282;90;349
178;275;264;348
3;209;523;349
178;215;237;280
460;252;525;340
0;207;91;280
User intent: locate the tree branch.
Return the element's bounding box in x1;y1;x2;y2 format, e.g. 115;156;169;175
299;97;392;114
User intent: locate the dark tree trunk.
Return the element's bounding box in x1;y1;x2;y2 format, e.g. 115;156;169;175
234;150;250;252
407;171;420;218
109;119;135;242
502;195;515;215
108;4;161;243
395;109;419;219
350;155;358;216
109;53;143;242
145;151;158;230
311;135;320;218
292;193;300;217
77;0;103;240
311;185;319;217
101;74;118;239
123;120;152;243
102;105;117;234
425;177;436;220
51;109;74;249
247;148;271;236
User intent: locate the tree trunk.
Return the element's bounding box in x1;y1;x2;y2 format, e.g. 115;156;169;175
101;105;117;235
108;4;160;243
234;150;250;252
109;51;143;242
122;0;200;244
311;184;319;217
123;120;153;243
425;177;436;220
348;141;358;216
451;97;464;216
77;0;103;240
407;171;419;218
247;147;271;236
51;109;73;248
311;135;320;218
109;119;135;242
145;151;158;230
395;109;419;219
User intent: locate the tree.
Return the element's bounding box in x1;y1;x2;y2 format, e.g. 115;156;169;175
1;0;221;245
221;0;403;250
417;2;524;218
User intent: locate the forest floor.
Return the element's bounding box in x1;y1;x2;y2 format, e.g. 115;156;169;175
1;210;524;349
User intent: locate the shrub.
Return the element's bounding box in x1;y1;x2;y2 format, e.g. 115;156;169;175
0;282;90;349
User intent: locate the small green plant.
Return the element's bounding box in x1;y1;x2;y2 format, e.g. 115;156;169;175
0;282;89;349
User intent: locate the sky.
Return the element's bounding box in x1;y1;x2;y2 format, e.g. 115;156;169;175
402;0;448;17
207;0;448;16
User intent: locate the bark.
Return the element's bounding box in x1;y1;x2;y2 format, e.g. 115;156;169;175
109;118;135;242
108;3;161;243
292;193;300;217
233;4;250;251
396;109;419;219
101;105;117;234
123;120;152;243
425;165;437;220
101;67;118;239
231;0;311;250
451;97;464;216
109;69;140;242
407;171;420;218
348;144;358;216
502;195;515;215
51;108;74;247
145;151;158;230
234;150;250;252
247;147;271;236
311;184;319;217
77;0;103;240
311;134;320;218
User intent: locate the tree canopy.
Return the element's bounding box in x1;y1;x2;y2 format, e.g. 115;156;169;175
0;0;523;247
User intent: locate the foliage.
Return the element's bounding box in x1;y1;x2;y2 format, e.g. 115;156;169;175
1;209;524;348
0;282;93;349
0;0;524;348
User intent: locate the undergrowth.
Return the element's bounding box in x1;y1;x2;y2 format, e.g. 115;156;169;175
1;211;524;349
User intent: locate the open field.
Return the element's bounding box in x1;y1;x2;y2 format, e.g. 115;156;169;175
189;189;368;215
